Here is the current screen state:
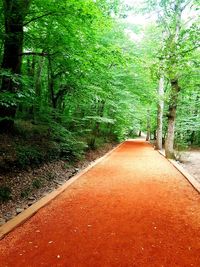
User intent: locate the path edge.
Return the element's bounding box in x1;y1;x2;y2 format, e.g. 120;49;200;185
0;142;125;240
158;150;200;194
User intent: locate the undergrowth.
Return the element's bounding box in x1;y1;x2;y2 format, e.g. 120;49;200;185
0;119;115;172
0;186;12;202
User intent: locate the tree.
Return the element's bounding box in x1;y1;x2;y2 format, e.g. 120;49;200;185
0;0;32;130
155;76;164;150
139;0;200;157
0;0;198;170
156;0;200;158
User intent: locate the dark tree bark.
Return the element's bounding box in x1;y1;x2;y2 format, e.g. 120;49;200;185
35;57;45;98
90;100;105;149
165;79;181;158
155;76;164;150
47;55;72;110
47;55;57;109
146;108;150;141
0;0;31;131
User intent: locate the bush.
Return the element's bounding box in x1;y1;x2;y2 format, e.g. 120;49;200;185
16;145;44;168
32;178;43;189
51;122;87;160
0;186;12;202
46;172;56;181
175;136;188;151
20;186;32;198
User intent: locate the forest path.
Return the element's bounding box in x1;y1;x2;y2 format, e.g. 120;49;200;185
0;140;200;267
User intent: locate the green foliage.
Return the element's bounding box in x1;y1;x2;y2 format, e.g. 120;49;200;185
50;122;87;160
16;145;44;168
137;0;200;150
46;172;56;181
0;91;17;109
0;0;199;170
20;186;32;198
0;186;12;202
32;178;43;189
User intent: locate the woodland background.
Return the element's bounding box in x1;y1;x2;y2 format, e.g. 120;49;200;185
0;0;199;171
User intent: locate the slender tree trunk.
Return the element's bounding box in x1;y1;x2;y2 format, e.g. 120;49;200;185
146;108;150;141
0;0;31;131
35;57;45;98
165;79;181;158
33;57;45;121
155;76;164;150
26;56;36;117
90;100;105;149
47;56;56;108
190;94;199;145
27;56;36;77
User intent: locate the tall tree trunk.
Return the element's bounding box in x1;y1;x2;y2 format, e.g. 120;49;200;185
165;79;181;158
90;100;105;149
0;0;31;131
33;56;45;121
190;94;199;145
47;56;56;109
35;57;45;98
155;76;164;150
164;2;182;158
146;108;150;141
27;56;36;117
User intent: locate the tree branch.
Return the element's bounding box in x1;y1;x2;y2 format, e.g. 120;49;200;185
23;12;54;26
19;52;49;57
180;0;192;12
19;51;60;57
24;11;70;26
180;44;200;55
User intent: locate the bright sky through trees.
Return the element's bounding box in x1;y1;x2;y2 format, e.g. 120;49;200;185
124;0;200;26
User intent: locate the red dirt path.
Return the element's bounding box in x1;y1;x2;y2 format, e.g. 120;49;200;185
0;140;200;267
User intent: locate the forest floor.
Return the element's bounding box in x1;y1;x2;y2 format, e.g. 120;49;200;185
0;143;116;226
0;140;200;267
179;149;200;183
160;147;200;184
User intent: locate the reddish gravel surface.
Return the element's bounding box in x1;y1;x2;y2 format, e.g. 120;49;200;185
0;140;200;267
